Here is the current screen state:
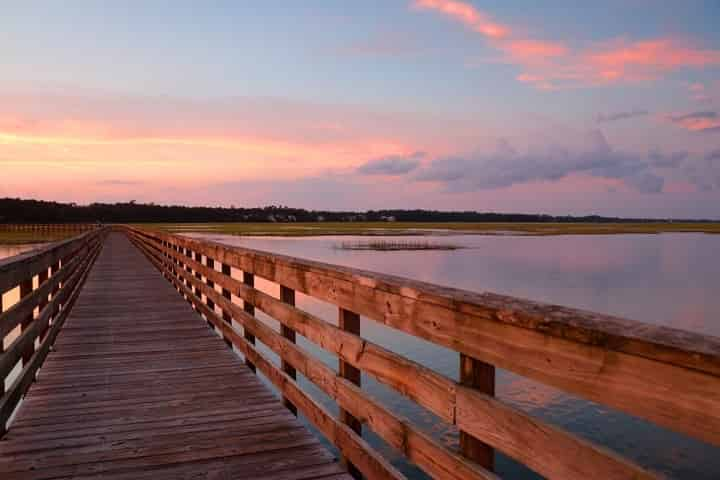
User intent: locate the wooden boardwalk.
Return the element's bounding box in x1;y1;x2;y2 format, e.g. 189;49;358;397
0;233;350;480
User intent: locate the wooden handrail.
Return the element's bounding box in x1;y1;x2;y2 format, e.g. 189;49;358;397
0;227;107;435
125;225;720;479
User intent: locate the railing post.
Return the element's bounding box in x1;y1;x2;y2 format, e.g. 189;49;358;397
193;251;202;298
459;354;495;471
1;294;4;400
221;263;233;348
171;244;180;289
50;261;60;312
280;285;297;415
204;257;215;329
184;248;193;306
20;277;34;364
242;272;256;373
37;267;50;342
205;258;215;310
338;308;362;479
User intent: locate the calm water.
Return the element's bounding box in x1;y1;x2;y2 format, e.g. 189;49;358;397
188;232;720;479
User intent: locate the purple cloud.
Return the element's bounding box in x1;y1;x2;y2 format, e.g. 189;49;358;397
357;152;425;175
414;131;662;193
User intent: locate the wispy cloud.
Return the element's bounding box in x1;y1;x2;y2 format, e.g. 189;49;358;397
412;1;720;89
596;109;649;123
412;0;509;38
407;131;708;194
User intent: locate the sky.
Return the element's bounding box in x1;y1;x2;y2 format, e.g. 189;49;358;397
2;1;720;218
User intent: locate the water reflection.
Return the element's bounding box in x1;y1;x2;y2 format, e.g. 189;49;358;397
189;232;720;479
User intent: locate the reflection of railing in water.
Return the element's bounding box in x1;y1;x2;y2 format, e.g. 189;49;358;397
0;227;107;435
126;225;720;480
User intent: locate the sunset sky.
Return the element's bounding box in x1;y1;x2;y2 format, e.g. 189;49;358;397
2;1;720;218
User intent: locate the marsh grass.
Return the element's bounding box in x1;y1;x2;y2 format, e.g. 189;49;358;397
336;240;463;251
138;221;720;237
0;231;71;245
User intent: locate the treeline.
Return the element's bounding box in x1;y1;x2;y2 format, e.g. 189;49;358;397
0;198;687;224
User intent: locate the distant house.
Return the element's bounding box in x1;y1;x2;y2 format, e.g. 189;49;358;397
381;215;396;222
287;215;297;222
267;214;277;222
316;215;326;222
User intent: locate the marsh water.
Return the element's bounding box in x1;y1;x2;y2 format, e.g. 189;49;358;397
2;235;718;478
187;232;720;479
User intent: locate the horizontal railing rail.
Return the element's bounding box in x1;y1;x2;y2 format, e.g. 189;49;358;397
0;227;107;435
126;225;720;480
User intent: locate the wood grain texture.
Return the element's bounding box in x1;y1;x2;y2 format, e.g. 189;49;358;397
128;227;720;447
0;233;351;480
136;233;656;480
133;237;404;480
0;229;101;293
143;236;457;423
0;233;103;435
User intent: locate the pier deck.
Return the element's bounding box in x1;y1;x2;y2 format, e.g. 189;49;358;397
0;233;349;480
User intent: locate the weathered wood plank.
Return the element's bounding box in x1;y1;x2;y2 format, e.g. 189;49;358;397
136;229;663;479
141;235;660;480
0;233;351;480
145;237;457;423
0;235;102;433
134;236;402;480
0;229;101;293
130;227;720;447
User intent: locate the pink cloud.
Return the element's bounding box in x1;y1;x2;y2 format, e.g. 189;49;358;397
413;0;509;38
663;111;720;132
586;39;720;79
412;2;720;89
499;38;720;90
504;40;568;63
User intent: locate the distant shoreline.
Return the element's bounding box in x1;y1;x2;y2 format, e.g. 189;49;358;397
149;221;720;237
2;221;720;246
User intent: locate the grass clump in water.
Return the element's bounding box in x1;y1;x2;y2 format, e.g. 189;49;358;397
336;240;463;251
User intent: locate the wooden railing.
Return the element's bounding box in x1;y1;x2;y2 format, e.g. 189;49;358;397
0;227;106;435
126;226;720;480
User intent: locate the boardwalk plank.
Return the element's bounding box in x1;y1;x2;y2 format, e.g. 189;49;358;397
0;233;350;480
